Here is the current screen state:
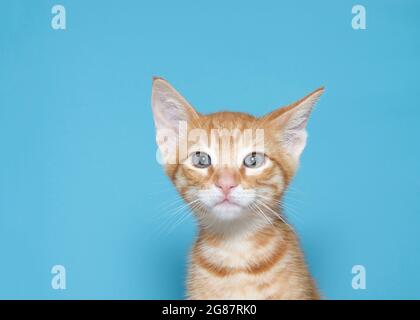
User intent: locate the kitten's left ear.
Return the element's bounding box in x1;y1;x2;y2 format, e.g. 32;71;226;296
262;87;324;163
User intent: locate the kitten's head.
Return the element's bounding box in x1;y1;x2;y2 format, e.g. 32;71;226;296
151;78;323;229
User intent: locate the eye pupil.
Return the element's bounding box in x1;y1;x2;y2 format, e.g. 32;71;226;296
243;152;265;168
192;151;211;168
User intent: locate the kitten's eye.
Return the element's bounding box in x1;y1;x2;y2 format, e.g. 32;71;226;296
243;152;265;168
191;151;211;168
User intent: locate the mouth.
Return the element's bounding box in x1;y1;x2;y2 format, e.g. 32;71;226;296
209;198;244;220
214;199;240;208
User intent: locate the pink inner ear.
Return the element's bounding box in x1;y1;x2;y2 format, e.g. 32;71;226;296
155;99;188;131
152;78;197;131
276;106;314;161
166;103;183;122
293;110;311;130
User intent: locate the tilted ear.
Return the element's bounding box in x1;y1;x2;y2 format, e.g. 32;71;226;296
151;77;199;133
262;87;324;164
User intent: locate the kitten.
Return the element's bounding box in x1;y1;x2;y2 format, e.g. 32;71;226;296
151;77;324;300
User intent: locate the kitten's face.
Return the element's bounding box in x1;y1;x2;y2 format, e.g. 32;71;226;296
152;78;323;226
172;113;288;221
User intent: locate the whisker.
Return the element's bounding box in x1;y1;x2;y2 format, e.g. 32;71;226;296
251;202;273;225
256;194;303;223
155;196;185;211
154;199;200;236
255;199;294;231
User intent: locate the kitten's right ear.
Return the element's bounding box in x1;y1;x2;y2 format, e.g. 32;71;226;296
151;77;199;133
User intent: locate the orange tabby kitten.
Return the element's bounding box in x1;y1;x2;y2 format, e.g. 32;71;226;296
151;77;324;300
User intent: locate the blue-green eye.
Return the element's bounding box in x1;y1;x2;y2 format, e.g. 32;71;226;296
243;152;265;168
191;152;211;168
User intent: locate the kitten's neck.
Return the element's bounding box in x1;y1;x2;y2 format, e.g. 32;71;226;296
196;207;290;241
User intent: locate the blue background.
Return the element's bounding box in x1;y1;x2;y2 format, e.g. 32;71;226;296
0;0;419;299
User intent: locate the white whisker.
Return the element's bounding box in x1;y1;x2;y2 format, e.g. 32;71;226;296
250;202;273;225
255;199;294;231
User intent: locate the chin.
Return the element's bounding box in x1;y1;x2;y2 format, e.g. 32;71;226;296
210;202;245;221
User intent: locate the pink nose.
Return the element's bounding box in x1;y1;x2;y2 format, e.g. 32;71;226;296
215;171;238;196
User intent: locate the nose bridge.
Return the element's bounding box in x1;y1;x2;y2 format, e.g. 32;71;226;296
216;131;239;167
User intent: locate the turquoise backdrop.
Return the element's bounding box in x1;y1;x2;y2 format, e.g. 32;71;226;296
0;0;419;299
